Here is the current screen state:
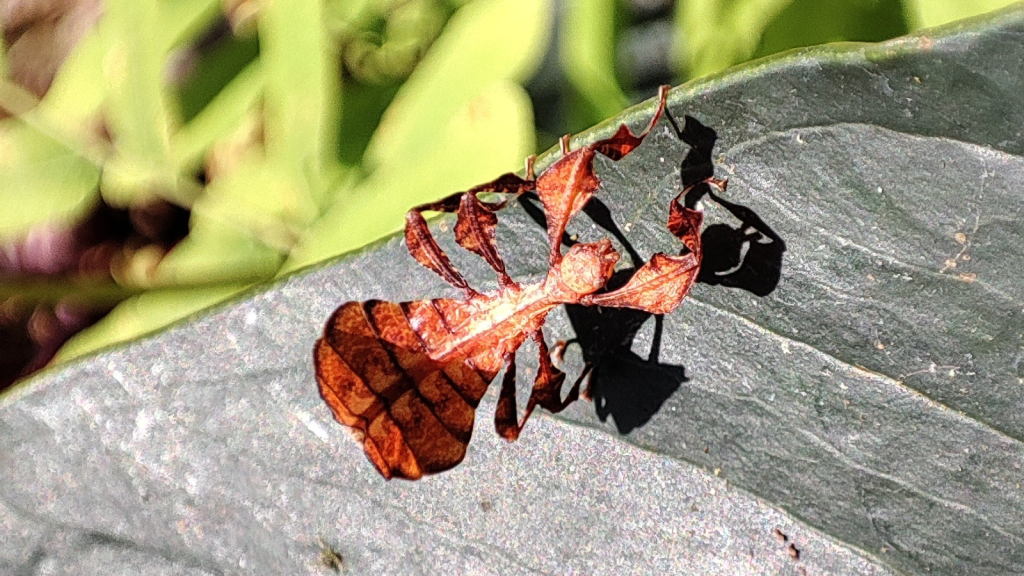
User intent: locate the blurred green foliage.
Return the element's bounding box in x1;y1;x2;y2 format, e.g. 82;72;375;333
0;0;1018;366
671;0;1021;79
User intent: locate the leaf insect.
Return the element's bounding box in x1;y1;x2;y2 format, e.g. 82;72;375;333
313;85;724;479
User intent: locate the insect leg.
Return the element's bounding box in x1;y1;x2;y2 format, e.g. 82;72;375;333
549;340;569;365
494;350;520;440
546;339;595;399
581;250;700;315
455;193;516;287
667;189;703;255
590;84;669;161
534;87;670;269
526;331;583;414
454;169;537;288
575;364;596;401
581;190;703;314
407;158;539;294
406;192;477;297
495;331;587;441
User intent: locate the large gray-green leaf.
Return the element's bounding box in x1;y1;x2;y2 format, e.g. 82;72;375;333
3;7;1024;575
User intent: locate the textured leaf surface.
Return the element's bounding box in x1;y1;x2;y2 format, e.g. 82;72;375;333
4;8;1024;575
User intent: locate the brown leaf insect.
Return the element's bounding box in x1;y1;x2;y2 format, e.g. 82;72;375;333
314;85;724;479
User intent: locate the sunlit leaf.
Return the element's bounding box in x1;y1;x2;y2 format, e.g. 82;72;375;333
0;122;100;238
26;25;108;160
189;153;314;255
95;0;223;207
363;0;551;170
751;0;909;61
170;61;265;173
260;0;340;212
0;30;8;78
904;0;1023;28
559;0;628;127
100;0;178;207
53;284;250;363
282;0;551;271
173;34;260;125
153;0;221;52
672;0;793;79
153;215;283;286
283;79;535;272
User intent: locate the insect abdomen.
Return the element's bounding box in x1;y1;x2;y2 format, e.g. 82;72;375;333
314;300;492;479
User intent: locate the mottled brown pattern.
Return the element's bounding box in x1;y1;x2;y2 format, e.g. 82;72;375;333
536;146;602;265
315;85;717;479
454;193;508;285
316;301;487;478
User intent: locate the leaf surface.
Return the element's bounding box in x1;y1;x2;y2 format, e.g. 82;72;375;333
4;8;1024;575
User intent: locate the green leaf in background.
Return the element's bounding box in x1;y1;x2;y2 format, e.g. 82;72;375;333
0;123;100;237
284;79;535;272
260;0;339;214
153;0;223;52
560;0;629;129
905;0;1023;27
173;34;260;125
43;0;552;365
6;0;1024;417
54;0;338;361
336;79;403;168
362;0;551;171
283;0;551;272
170;60;265;173
752;0;909;61
0;29;8;77
18;27;108;165
52;284;248;363
330;0;448;167
153;209;284;287
54;168;287;362
100;0;180;208
672;0;1023;80
672;0;794;80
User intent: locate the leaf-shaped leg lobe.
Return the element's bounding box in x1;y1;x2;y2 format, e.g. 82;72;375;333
495;331;585;441
668;195;703;255
314;301;495;479
591;84;669;160
466;171;536;197
456;172;536;284
455;193;514;287
584;252;701;314
405;209;476;297
584;199;704;315
535;85;671;267
535;148;602;266
407;172;535;290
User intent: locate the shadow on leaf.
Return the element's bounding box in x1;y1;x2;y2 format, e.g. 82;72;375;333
519;115;786;434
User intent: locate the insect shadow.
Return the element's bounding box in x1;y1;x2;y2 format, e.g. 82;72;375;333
519;115;785;434
678;116;786;296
